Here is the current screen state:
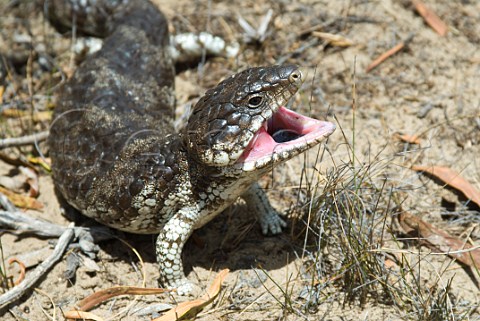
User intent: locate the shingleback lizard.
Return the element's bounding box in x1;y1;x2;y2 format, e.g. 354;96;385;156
46;0;336;294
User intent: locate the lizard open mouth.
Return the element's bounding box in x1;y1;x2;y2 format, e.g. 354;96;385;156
238;106;336;168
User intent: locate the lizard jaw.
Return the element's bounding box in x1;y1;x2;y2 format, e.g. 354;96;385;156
237;106;336;171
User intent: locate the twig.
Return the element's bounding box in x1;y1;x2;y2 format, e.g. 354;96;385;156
0;227;74;310
7;258;26;285
238;9;273;43
0;131;49;149
412;0;448;36
0;208;113;278
0;209;114;308
0;192;17;212
0;210;112;244
0;210;66;237
365;34;414;73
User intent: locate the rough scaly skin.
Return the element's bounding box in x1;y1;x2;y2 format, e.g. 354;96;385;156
47;0;335;294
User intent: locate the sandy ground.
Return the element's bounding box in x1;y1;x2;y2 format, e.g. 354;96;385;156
1;0;479;320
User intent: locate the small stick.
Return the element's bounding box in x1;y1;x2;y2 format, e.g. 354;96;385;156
0;193;17;212
412;0;448;36
366;35;414;73
7;258;26;285
0;227;74;310
0;131;49;149
0;210;66;238
0;210;112;245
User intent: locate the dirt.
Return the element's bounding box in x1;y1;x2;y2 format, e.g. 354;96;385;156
0;0;479;320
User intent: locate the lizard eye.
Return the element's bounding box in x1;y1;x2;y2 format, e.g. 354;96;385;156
248;96;263;108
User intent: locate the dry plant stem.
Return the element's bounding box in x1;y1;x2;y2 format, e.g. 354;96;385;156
0;227;74;310
411;0;448;36
0;131;49;149
7;259;26;285
0;210;112;245
0;193;16;212
0;210;66;237
365;34;414;73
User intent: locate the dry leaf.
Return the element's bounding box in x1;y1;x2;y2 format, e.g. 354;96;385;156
395;133;421;144
0;86;4;104
412;0;448;36
75;286;169;311
0;186;43;210
366;35;414;73
399;212;480;268
204;268;229;299
366;40;409;73
0;109;52;122
412;165;480;207
30;111;52;122
1;109;23;118
64;310;105;321
7;258;26;285
312;31;354;47
153;269;229;321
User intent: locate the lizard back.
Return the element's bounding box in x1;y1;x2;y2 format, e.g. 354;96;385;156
48;0;179;232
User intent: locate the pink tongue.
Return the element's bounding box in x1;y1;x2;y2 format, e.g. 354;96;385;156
241;127;276;162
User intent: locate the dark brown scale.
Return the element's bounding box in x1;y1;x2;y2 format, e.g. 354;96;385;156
118;192;132;211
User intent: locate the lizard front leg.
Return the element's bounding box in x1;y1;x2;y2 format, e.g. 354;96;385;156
242;182;287;235
156;206;198;295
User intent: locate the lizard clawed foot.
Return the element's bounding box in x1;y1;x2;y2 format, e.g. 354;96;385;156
164;278;201;296
258;210;287;235
242;183;288;235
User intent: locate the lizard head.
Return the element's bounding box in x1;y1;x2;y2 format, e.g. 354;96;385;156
186;64;336;171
